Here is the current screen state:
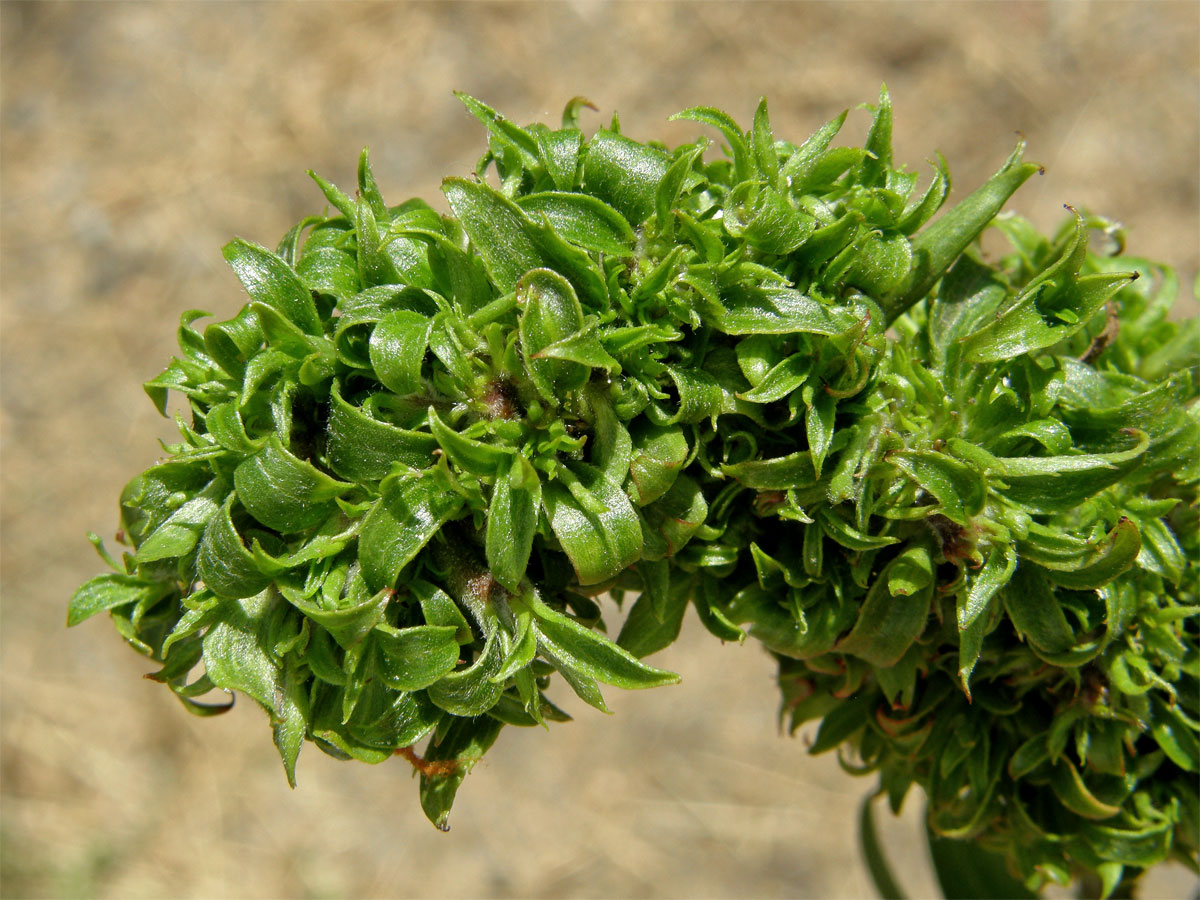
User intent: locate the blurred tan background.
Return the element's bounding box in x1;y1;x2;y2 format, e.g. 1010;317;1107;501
2;3;1197;898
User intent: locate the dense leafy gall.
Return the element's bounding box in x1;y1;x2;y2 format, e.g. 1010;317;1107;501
71;90;1197;894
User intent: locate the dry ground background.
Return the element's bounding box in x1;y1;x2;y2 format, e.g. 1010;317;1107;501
1;2;1198;898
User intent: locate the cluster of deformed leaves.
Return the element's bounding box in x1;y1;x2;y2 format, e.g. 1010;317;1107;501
70;89;1196;892
773;219;1199;897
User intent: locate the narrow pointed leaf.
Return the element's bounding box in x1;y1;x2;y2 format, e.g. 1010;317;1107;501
891;145;1040;321
223;238;322;336
670;106;750;183
486;456;542;591
528;591;679;690
958;541;1016;631
68;574;171;628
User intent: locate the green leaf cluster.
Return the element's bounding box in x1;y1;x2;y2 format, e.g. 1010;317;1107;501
71;89;1197;891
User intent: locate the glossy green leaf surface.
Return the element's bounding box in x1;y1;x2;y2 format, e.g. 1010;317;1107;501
222;238;323;336
517;192;634;255
68;573;172;628
359;477;463;592
485;456;541;591
369;309;432;396
543;464;642;586
325;380;437;480
528;591;679;691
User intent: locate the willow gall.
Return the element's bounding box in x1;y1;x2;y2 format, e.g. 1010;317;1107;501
70;89;1198;896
